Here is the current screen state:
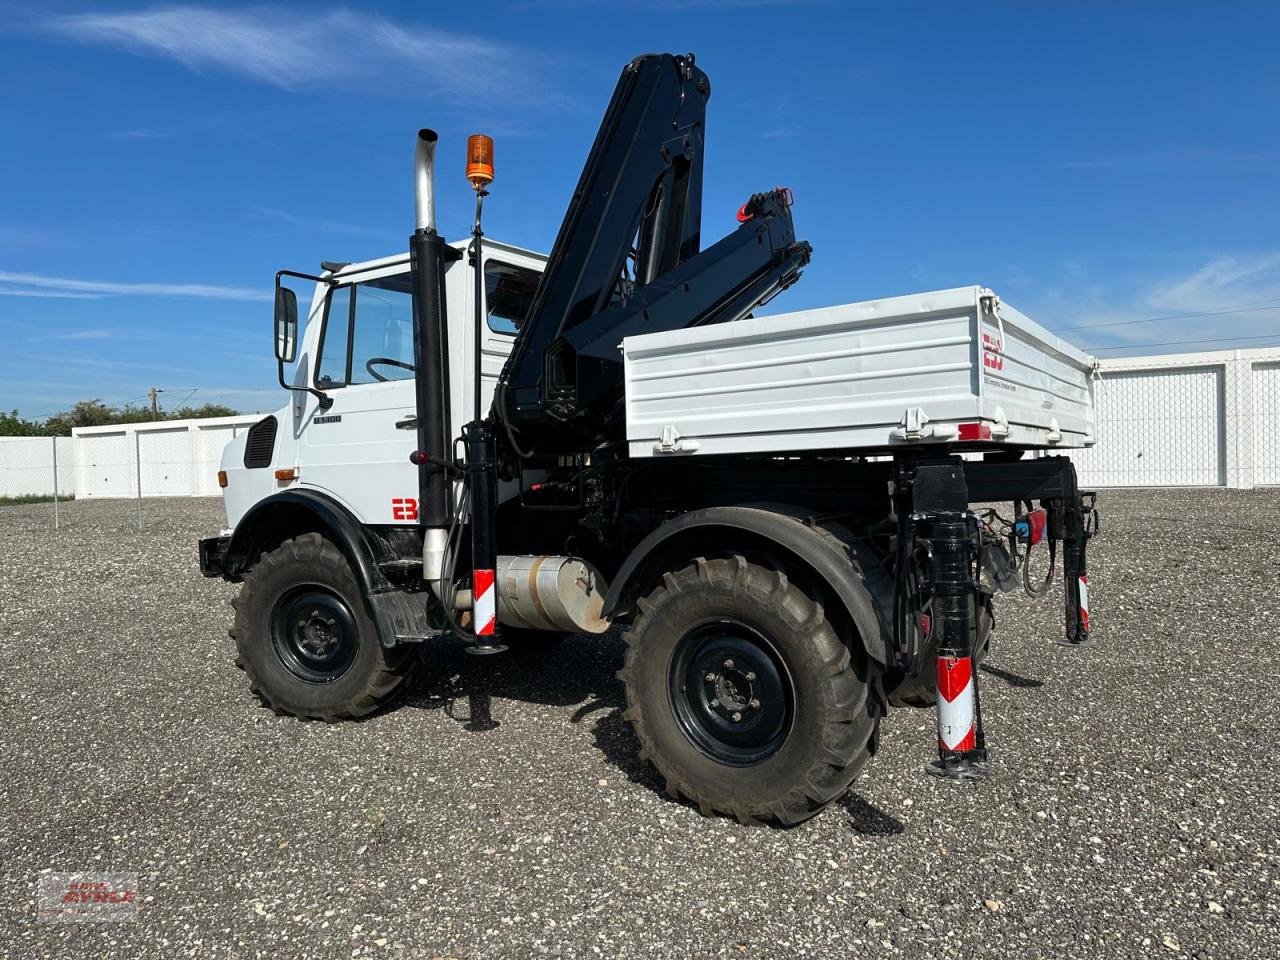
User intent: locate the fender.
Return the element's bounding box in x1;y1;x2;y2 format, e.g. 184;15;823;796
218;489;395;590
602;505;890;667
203;489;432;648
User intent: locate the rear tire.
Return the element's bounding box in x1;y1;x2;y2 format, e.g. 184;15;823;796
618;556;881;826
231;533;415;721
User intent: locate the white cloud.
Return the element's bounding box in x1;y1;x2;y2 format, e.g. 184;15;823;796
40;5;545;101
0;271;269;302
1147;253;1280;312
110;127;169;140
245;204;382;237
1030;252;1280;356
47;329;116;340
0;287;105;300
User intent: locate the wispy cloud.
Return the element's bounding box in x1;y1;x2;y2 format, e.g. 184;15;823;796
0;286;105;300
110;126;169;140
1059;147;1274;174
519;0;813;7
38;4;548;102
47;329;117;340
1028;252;1280;357
1147;253;1280;312
0;271;269;302
245;204;383;237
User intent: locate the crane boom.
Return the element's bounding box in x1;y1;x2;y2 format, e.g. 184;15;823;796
495;52;812;456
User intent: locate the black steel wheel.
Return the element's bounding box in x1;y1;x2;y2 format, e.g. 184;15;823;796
231;533;415;720
618;555;881;827
269;587;360;684
668;621;794;766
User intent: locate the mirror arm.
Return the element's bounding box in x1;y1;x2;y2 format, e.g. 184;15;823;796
278;359;333;410
274;269;337;411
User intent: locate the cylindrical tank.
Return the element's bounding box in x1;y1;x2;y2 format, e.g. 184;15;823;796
494;555;610;635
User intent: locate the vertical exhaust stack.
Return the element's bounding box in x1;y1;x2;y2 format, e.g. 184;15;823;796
409;129;452;589
414;129;438;232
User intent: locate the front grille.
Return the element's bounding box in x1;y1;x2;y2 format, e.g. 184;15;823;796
243;416;278;468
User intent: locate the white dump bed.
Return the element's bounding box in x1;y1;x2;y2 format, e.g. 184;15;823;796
623;286;1096;458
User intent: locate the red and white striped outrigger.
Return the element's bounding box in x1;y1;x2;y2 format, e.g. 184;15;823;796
894;456;1096;782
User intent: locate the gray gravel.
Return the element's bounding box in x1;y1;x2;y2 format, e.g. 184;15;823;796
1;490;1278;959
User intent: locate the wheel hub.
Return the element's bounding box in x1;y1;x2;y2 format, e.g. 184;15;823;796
298;610;340;656
706;661;761;720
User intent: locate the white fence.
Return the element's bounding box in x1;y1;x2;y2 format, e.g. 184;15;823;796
0;436;76;498
0;415;261;500
2;347;1279;499
1068;347;1280;489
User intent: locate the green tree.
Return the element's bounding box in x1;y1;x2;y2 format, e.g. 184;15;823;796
171;403;239;419
0;399;248;436
0;409;47;436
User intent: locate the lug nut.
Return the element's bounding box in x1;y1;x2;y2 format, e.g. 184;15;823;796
745;671;756;681
748;698;760;710
709;698;720;707
724;659;735;669
705;673;716;682
732;711;742;722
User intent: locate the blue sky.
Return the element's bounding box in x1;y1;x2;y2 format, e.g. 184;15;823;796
1;1;1277;417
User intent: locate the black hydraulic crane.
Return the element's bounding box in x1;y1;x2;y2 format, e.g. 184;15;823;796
492;53;812;456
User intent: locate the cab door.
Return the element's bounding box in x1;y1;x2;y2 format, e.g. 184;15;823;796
299;266;422;524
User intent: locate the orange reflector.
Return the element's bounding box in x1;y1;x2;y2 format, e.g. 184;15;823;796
274;467;297;481
466;134;494;190
217;470;228;488
957;422;993;442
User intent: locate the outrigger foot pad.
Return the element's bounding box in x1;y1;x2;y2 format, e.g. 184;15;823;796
1055;636;1097;649
926;756;991;781
464;642;509;656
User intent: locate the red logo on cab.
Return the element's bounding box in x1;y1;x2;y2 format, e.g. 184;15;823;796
391;497;418;521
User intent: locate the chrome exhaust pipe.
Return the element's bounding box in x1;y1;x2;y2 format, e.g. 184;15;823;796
414;128;438;233
410;127;450;595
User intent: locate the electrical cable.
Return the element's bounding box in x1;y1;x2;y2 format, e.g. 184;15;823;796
439;471;474;639
1055;298;1280;334
1087;333;1280;353
1022;536;1055;597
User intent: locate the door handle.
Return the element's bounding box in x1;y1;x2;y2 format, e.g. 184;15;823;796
395;416;418;430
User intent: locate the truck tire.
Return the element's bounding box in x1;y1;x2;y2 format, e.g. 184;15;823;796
618;556;881;826
230;533;414;721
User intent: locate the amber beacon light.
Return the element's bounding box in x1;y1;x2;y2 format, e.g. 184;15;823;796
466;134;494;191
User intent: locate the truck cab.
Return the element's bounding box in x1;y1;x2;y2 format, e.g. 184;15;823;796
220;241;545;531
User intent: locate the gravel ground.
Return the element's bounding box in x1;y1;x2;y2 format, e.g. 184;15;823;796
1;490;1278;959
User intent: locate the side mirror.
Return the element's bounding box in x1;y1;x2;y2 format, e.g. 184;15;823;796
274;286;298;363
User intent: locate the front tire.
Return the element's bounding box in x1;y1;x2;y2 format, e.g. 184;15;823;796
231;533;414;720
618;556;881;826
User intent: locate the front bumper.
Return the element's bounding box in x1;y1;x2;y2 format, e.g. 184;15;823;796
199;536;232;579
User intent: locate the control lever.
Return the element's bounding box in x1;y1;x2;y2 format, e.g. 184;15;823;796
395;416;418;430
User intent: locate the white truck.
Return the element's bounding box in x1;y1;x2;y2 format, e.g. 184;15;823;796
201;53;1099;826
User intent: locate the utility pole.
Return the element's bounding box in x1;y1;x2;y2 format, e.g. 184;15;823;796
149;387;159;421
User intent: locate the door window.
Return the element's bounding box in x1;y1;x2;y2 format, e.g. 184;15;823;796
316;273;416;388
485;261;541;335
